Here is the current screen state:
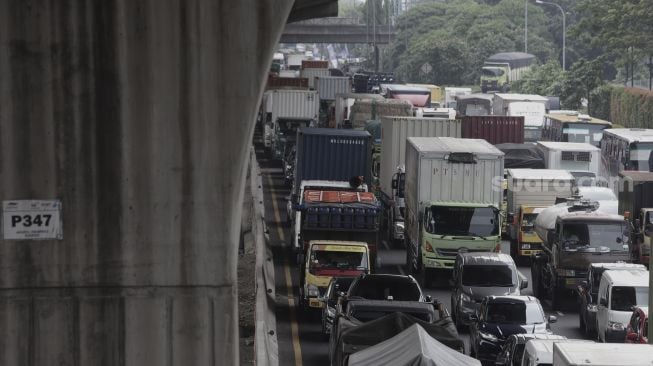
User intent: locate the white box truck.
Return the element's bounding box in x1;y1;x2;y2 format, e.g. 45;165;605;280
536;141;601;187
552;342;653;366
264;89;319;160
379;117;462;245
492;93;548;142
404;137;504;286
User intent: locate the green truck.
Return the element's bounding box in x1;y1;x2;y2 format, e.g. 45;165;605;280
480;52;535;93
404;137;505;287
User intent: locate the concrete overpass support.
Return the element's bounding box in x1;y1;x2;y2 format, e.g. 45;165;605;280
0;1;293;364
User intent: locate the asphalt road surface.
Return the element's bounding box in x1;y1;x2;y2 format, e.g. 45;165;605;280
256;146;587;366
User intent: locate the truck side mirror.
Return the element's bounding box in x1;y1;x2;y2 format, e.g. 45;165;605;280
548;315;557;324
425;295;433;303
520;278;528;290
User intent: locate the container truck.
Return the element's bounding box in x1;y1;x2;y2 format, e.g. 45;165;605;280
618;171;653;266
480;52;535;93
404;137;504;287
314;76;351;101
536;141;601;187
532;198;630;309
378;117;462;246
492;93;548;142
300;68;330;89
263;89;319;160
505;169;576;261
460;116;525;144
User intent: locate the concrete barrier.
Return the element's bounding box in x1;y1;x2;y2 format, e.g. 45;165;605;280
252;149;279;366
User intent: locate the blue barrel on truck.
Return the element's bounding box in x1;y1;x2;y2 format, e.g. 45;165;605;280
294;127;372;193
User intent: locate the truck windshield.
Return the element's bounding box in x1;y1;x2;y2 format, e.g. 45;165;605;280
610;286;648;311
562;122;607;146
481;67;504;77
521;213;539;228
485;302;545;324
426;206;499;237
462;265;514;287
309;248;368;274
629;142;653;171
561;222;629;252
277;119;312;135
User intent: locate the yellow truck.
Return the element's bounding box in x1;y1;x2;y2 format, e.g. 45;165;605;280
300;240;370;309
511;205;547;258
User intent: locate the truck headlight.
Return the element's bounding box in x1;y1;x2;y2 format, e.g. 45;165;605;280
326;307;335;317
394;222;404;233
307;285;320;297
425;241;434;253
479;331;499;342
556;268;575;277
461;293;472;303
608;321;625;331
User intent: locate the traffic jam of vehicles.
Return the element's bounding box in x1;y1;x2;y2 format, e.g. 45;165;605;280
258;55;653;366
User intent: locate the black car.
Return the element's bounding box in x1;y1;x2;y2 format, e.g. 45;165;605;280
450;253;526;329
321;277;355;335
469;296;556;365
341;274;426;308
494;333;566;366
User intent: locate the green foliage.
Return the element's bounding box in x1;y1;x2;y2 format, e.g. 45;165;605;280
387;0;557;85
589;84;614;121
513;61;564;96
560;58;604;114
611;88;653;128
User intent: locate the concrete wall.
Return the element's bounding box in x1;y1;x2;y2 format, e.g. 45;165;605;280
0;0;293;364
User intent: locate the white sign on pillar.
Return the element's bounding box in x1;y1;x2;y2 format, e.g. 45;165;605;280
2;200;63;240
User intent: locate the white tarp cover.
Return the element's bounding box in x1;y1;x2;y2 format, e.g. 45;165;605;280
348;324;480;366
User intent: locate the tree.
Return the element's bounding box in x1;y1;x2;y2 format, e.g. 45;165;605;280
513;61;565;96
560;58;604;114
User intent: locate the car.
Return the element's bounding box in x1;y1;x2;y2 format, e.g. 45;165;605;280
469;296;556;365
625;306;648;344
577;262;646;337
450;253;527;329
320;277;355;335
596;269;649;343
494;333;567;366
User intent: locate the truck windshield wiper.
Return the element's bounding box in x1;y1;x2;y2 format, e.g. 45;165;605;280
467;232;489;240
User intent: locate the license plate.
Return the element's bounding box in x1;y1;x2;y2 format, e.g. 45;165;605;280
565;278;578;285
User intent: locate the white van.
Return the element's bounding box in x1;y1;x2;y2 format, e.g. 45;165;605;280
596;269;650;342
521;338;592;366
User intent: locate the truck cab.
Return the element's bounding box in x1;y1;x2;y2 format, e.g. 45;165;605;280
513;205;546;259
299;240;370;311
632;208;653;266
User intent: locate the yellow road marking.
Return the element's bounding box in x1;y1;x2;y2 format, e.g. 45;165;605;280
267;174;303;366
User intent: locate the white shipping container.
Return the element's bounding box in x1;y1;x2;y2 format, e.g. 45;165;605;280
506;168;575;214
270;89;319;122
314;76;351;101
405;137;504;207
492;93;548;127
536;141;600;177
300;68;330;89
379;117;461;195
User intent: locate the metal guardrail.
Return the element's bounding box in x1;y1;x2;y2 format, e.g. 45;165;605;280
252;148;279;366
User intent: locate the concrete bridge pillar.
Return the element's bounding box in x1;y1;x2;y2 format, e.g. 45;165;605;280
0;1;293;364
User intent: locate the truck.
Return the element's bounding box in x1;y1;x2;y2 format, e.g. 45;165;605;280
334;93;384;128
536;141;601;187
379;117;462;246
263;89;319;160
492;93;548;142
405;83;442;107
505;169;576;261
348;98;412;129
299;238;371;311
541;111;612;147
480;52;535;93
295;190;380;310
618;171;653;266
381;84;432;107
531;199;631;309
460;116;525;144
455;94;494;117
287;53;308;71
443;87;472;109
404;137;504;287
552;342;653;366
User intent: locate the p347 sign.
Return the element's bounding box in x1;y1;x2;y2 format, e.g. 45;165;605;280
2;200;62;240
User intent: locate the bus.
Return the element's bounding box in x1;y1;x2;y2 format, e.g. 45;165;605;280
541;111;612;147
601;128;653;178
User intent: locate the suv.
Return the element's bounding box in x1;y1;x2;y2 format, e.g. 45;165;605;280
339;274;429;317
469;296;555;364
450;252;527;328
576;262;646;336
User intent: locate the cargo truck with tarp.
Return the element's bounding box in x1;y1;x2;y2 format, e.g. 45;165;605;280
480;52;535;93
295;190;381;311
404;137;504;287
455;94;494;117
